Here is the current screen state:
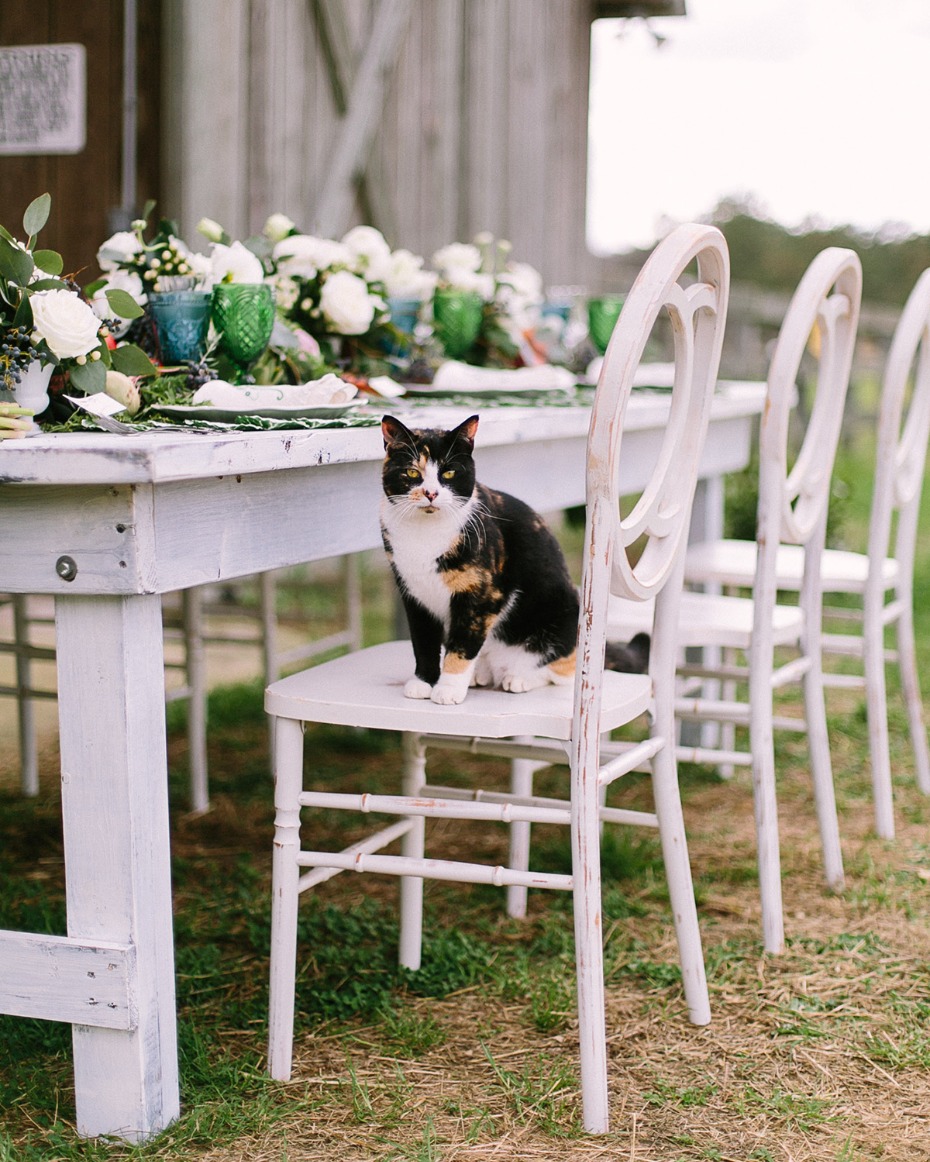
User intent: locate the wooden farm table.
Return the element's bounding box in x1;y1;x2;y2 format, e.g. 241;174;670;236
0;381;763;1141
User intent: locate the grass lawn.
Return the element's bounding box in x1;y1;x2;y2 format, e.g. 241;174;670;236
3;441;930;1161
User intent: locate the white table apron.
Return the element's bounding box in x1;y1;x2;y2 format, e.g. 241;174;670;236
0;383;763;1141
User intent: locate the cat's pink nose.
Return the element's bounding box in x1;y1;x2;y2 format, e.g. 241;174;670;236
423;489;438;502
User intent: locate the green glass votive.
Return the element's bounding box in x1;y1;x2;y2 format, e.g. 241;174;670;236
587;295;625;355
432;289;484;360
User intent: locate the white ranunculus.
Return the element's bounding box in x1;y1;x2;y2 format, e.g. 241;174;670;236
383;249;437;300
432;242;482;275
30;289;102;359
264;212;295;242
320;269;378;335
341;225;392;282
273;235;352;279
211;240;264;284
97;230;143;273
496;262;544;329
440;267;495;299
186;250;214;289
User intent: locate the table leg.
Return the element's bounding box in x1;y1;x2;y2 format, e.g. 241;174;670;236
55;594;180;1141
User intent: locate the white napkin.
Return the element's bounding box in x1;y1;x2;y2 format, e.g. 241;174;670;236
191;373;358;410
431;361;577;392
585;358;677;388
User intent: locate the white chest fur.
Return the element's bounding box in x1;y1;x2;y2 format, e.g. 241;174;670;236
380;493;474;626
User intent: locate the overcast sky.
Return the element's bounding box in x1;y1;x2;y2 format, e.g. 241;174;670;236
587;0;930;253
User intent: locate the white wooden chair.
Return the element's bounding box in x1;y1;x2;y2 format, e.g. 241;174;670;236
264;222;730;1133
609;248;862;955
706;268;930;839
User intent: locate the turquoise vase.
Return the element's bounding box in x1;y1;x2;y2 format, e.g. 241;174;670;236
385;296;421;357
148;290;212;364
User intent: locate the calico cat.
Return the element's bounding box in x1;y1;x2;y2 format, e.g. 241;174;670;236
379;413;649;706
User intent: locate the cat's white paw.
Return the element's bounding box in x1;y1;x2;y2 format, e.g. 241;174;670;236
404;676;433;699
431;682;468;705
501;670;549;693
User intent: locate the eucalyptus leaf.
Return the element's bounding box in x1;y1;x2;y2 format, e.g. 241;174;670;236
67;359;106;394
28;277;69;292
0;235;34;286
32;249;64;276
22;193;51;239
105;288;144;320
111;345;158;377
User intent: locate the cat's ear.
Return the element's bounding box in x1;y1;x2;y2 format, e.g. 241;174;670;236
452;414;479;449
381;415;411;450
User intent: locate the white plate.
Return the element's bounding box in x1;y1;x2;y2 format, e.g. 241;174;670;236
154;401;365;421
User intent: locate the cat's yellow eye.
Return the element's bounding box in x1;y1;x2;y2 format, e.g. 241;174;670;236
441;469;455;480
405;468;421;480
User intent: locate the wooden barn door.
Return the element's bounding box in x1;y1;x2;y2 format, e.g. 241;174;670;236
0;0;161;282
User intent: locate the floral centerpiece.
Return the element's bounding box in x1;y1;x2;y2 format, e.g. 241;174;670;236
430;233;544;367
0;194;156;427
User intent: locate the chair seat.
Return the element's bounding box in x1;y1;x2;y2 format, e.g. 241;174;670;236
266;639;653;740
609;590;803;650
685;539;899;594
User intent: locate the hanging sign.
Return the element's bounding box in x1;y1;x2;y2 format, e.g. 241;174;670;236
0;44;86;155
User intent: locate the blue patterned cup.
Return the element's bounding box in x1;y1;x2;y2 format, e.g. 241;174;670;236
148;290;212;364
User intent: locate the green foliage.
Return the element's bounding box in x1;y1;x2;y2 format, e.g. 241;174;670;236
709;197;930;306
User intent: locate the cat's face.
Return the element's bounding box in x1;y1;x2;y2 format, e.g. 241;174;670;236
381;414;478;517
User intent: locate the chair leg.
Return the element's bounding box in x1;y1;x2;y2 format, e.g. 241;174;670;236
894;601;930;797
182;588;209;815
268;716;305;1081
12;595;39;797
749;685;785;955
863;601;895;837
651;746;710;1025
803;665;845;889
571;759;609;1134
399;733;426;971
506;745;536;919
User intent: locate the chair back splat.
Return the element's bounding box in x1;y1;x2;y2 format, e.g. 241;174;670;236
664;247;863;954
264;223;730;1133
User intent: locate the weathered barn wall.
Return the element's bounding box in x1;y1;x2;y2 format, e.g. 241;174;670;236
161;0;600;290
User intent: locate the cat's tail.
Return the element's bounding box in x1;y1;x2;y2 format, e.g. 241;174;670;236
604;632;650;674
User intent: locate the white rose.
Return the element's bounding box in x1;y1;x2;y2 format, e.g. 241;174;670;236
273;235;352;279
211;240;264;284
384;249;437;300
432;242;482;275
264;212;296;242
341;225;392;281
97;230;143;273
320;269;378;335
30;289;102;359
